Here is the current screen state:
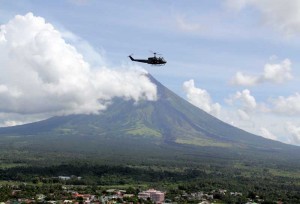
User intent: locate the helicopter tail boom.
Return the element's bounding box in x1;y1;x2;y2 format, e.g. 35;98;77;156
128;55;134;61
128;55;149;63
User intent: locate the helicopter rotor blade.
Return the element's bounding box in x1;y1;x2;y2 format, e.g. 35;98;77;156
149;50;162;56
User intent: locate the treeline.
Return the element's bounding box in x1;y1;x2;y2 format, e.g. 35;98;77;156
0;164;207;185
0;163;300;203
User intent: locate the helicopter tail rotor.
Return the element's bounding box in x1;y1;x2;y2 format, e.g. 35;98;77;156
128;54;134;61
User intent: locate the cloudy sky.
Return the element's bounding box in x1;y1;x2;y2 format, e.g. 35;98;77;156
0;0;300;145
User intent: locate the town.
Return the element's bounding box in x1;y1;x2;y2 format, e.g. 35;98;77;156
0;178;280;204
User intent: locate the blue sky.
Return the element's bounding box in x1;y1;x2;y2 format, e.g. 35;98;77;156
1;0;300;145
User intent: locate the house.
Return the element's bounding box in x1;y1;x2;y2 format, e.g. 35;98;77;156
36;194;46;201
138;189;165;204
59;176;71;180
198;201;211;204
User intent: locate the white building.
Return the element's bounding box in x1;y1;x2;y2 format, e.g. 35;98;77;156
138;189;165;203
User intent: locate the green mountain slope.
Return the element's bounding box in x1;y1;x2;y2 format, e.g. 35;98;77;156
0;74;299;166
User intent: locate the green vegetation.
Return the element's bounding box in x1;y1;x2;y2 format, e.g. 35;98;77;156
0;133;300;203
126;122;162;137
0;162;299;203
0;76;300;203
176;137;232;147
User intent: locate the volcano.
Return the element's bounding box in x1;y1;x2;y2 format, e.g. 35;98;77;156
0;74;299;165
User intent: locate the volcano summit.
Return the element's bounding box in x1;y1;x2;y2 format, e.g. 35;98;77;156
0;74;299;165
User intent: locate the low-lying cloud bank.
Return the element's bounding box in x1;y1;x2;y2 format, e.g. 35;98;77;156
183;79;221;118
0;13;157;124
183;78;300;146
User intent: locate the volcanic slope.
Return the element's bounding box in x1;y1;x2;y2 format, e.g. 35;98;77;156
0;74;299;165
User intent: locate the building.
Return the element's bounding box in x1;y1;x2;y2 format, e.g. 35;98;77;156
138;189;165;203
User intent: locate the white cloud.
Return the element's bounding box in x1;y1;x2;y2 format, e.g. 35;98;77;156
182;80;299;145
224;88;300;145
61;30;107;68
227;89;257;111
260;127;277;140
263;59;293;83
0;13;157;120
237;109;250;121
226;0;300;36
286;122;300;144
231;72;259;86
225;89;257;125
231;58;293;86
271;93;300;116
183;79;221;117
2;120;24;127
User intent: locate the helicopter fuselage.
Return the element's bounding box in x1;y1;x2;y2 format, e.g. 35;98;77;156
129;55;166;65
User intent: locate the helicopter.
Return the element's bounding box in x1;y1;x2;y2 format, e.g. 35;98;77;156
128;52;167;65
